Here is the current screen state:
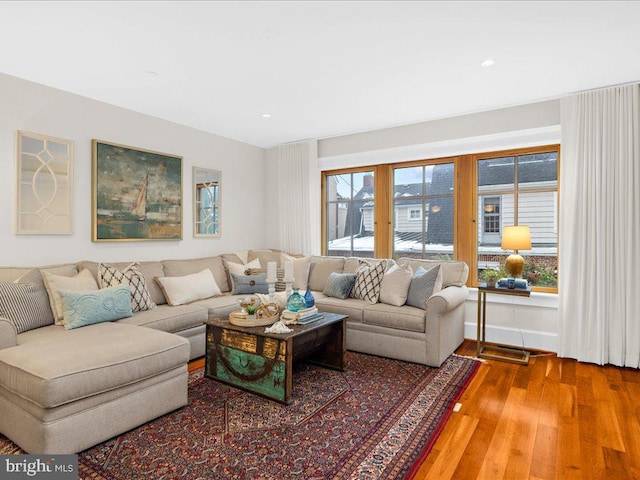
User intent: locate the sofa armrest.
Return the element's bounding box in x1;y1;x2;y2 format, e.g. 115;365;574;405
0;318;17;350
425;285;469;317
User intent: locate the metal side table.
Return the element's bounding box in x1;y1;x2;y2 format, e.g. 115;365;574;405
477;283;532;365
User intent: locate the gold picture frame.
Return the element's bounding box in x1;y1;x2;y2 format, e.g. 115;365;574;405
92;139;183;242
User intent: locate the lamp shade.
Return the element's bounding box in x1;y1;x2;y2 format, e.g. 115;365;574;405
501;226;531;251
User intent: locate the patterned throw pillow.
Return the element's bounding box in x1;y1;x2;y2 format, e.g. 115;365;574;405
60;283;133;330
0;282;54;333
98;262;156;313
350;260;387;304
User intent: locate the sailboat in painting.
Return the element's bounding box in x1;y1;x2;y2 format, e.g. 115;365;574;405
131;174;148;220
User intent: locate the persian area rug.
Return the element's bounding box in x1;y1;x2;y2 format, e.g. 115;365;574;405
0;352;479;480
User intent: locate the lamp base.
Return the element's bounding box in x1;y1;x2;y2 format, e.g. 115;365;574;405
505;254;525;278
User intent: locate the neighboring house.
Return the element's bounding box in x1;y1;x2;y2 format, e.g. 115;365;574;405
333;156;557;257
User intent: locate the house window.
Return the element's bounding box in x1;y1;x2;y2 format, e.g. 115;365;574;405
323;169;375;258
392;162;454;260
476;149;558;289
483;197;501;234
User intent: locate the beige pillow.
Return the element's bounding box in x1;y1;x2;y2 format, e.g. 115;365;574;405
281;253;311;290
155;269;221;306
379;263;413;307
226;258;261;277
41;269;99;325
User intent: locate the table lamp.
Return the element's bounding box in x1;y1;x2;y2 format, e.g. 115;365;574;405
501;225;531;278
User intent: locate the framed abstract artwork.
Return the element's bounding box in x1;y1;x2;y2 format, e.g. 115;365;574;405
92;140;183;242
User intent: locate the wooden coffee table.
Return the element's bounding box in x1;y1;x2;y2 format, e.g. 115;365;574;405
205;312;346;404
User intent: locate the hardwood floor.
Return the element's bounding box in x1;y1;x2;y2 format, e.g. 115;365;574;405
413;340;640;480
187;341;640;479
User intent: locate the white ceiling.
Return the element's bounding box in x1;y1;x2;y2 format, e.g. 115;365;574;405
1;1;639;148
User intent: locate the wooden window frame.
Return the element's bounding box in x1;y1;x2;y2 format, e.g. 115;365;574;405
320;144;559;293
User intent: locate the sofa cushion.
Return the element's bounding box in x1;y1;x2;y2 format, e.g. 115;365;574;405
247;249;282;267
281;253;311;289
16;264;78;290
379;262;413;307
343;257;385;274
98;262;156;312
308;256;345;292
41;269;99;325
323;272;356;299
155;269;222;306
78;260;167;306
351;260;387;304
0;282;53;333
60;284;133;330
406;265;442;309
3;322;189;409
314;296;366;322
162;256;230;294
363;303;426;333
117;303;208;333
225;258;260;276
192;295;242;319
398;258;468;287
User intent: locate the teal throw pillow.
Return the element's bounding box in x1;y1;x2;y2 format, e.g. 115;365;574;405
231;273;269;295
60;283;133;330
323;272;356;299
406;265;441;309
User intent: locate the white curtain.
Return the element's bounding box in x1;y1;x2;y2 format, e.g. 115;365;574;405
276;140;320;255
558;83;640;367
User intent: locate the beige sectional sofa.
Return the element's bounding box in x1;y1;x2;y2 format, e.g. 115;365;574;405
0;250;468;454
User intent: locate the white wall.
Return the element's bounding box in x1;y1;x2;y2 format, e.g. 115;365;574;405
0;74;267;266
313;99;562;352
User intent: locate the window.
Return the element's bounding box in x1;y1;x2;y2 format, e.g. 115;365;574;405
323;169;375;257
483;197;501;234
321;145;559;292
476;149;558;289
392;162;454;260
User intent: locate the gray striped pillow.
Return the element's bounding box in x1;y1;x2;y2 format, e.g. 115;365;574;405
0;282;54;333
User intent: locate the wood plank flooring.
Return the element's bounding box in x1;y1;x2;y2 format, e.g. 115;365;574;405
188;341;640;479
412;340;640;480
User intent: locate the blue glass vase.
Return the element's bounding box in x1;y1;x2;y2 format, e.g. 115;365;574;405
303;284;315;308
287;288;307;312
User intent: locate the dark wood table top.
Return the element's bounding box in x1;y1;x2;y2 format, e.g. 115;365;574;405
205;312;347;339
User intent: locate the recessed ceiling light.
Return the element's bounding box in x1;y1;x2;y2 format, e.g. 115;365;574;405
261;113;272;118
480;59;495;68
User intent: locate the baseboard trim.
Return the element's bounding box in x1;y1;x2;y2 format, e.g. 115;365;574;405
464;322;558;353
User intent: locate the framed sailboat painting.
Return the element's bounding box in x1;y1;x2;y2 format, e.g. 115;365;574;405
92;140;183;241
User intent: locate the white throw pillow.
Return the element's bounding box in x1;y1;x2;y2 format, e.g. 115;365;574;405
226;258;261;277
155;269;221;306
379;263;413;307
41;269;99;325
281;253;311;290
